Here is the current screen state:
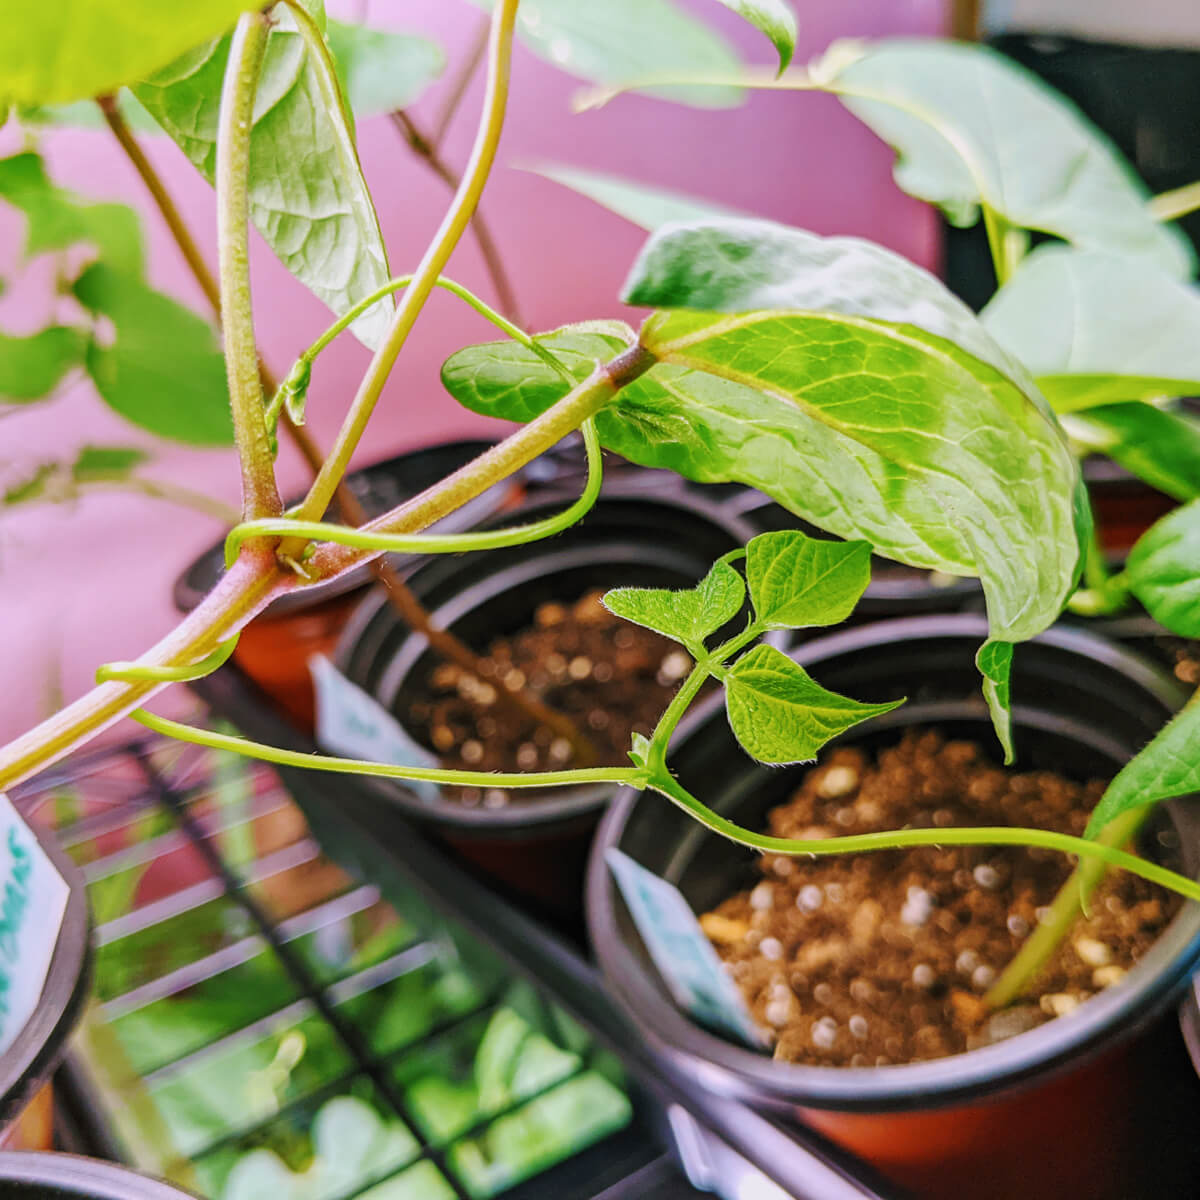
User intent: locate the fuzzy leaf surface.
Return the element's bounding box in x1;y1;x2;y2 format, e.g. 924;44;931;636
604;559;745;647
0;327;87;403
134;6;393;348
73;263;233;445
744;530;870;629
823;39;1192;277
981;247;1200;411
1086;701;1200;838
725;644;902;764
1125;500;1200;638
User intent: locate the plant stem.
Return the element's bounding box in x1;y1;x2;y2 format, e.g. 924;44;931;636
389;109;522;323
292;0;521;537
217;11;281;523
1149;179;1200;223
433;13;492;147
984;806;1152;1009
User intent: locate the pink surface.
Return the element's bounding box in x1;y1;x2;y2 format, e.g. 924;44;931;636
0;0;944;748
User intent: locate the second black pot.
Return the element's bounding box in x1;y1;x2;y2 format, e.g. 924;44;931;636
0;1154;197;1199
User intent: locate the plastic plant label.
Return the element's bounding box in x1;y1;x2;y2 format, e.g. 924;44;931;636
605;849;766;1048
309;655;439;804
0;793;70;1056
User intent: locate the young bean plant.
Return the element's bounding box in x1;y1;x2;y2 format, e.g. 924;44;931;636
3;0;1200;1016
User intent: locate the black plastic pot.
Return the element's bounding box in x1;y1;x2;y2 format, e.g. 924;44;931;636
0;1154;197;1199
334;483;761;919
0;818;90;1150
588;614;1200;1200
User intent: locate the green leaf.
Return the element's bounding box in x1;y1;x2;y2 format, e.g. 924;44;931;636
1085;698;1200;837
73;262;234;445
1064;403;1200;503
619;220;1086;648
134;5;394;349
628;732;653;769
472;0;744;108
1125;500;1200;638
0;0;262;106
821;39;1193;277
725;643;902;765
72;444;150;481
17;90;163;135
441;320;635;423
326;20;444;117
527;164;745;231
3;463;57;508
976;640;1014;764
603;558;745;647
0;326;87;403
981;247;1200;412
744;530;870;629
0;152;143;276
710;0;796;73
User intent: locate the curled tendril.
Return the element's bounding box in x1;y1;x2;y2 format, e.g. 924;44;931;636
96;634;241;686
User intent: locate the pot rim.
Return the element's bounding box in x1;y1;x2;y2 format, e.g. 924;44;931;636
333;482;762;833
0;815;91;1128
0;1153;197;1198
586;613;1200;1111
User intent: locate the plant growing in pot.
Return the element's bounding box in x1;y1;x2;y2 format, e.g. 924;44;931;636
5;4;1200;1196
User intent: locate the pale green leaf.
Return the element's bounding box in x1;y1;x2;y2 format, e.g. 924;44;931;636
441;321;635;423
628;732;653;769
981;247;1200;411
472;0;743;108
72;444;150;481
0;0;261;106
73;263;234;445
0;326;87;403
0;152;143;276
711;0;796;73
976;640;1014;764
17;90;162;134
1085;699;1200;838
326;20;444;117
822;39;1193;277
1125;499;1200;638
1064;403;1200;503
527;164;745;231
725;643;902;764
603;558;745;647
134;5;394;349
744;529;870;629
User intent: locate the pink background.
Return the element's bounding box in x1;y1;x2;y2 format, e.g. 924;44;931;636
0;0;943;747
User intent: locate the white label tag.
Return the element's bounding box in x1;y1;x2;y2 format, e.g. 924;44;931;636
0;794;70;1057
606;849;766;1048
309;655;440;804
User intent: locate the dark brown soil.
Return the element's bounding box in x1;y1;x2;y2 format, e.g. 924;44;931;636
701;730;1178;1066
400;590;690;805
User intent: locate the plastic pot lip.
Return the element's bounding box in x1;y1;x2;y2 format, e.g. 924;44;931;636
334;483;762;834
0;1153;198;1198
172;438;502;617
586;613;1200;1113
0;818;91;1129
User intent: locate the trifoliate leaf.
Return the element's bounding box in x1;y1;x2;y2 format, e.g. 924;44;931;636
604;558;745;648
744;530;870;629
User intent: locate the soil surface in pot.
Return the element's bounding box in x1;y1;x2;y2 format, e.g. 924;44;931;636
401;590;689;804
701;730;1178;1067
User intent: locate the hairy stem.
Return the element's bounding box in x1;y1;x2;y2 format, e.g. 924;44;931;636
292;0;521;536
217;11;281;522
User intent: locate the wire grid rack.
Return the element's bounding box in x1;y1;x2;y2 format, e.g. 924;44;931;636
13;730;638;1200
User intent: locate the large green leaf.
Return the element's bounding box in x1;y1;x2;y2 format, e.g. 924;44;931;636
725;643;902;764
134;4;393;349
528;164;744;231
72;263;234;445
0;152;143;276
1085;700;1200;838
472;0;743;108
603;559;745;648
1125;500;1200;638
981;248;1200;411
0;0;261;106
0;327;87;403
1064;404;1200;503
709;0;796;73
325;20;444;118
744;530;870;630
822;39;1193;278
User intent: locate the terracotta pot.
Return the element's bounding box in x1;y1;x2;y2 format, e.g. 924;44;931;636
588;615;1200;1200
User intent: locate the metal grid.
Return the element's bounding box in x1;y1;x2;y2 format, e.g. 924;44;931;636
14;733;636;1200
